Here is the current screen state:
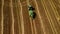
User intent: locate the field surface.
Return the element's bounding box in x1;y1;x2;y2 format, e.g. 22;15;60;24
0;0;60;34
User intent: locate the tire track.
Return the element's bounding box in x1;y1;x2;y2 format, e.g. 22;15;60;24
48;0;60;33
42;0;58;34
22;6;32;34
30;18;35;34
12;0;20;34
17;0;23;34
33;20;37;34
41;0;55;34
40;0;56;34
3;0;12;34
1;0;4;34
19;1;24;34
21;0;33;34
26;0;40;34
51;0;60;22
48;0;60;25
29;0;44;34
35;0;54;34
26;0;35;34
32;0;46;34
10;0;14;34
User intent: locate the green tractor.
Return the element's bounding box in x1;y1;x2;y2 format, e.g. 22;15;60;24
28;5;36;19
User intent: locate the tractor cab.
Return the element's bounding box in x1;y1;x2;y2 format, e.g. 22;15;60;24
28;5;35;11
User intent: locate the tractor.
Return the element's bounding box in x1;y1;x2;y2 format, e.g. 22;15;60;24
28;5;36;19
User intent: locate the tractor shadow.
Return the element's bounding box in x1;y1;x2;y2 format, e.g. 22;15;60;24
33;12;36;19
32;7;35;10
32;7;36;19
